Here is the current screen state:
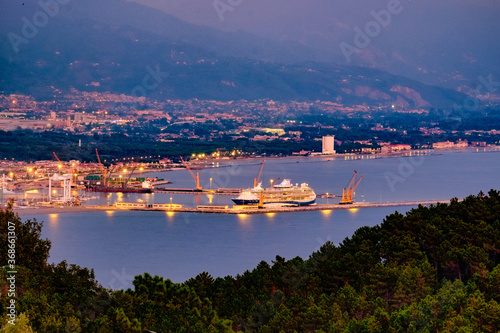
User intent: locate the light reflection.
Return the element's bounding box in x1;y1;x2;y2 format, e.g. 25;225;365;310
166;211;176;224
49;213;59;228
106;210;114;216
321;210;332;216
348;208;359;214
238;214;248;220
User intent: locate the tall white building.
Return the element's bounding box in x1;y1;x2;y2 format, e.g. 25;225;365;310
322;136;336;154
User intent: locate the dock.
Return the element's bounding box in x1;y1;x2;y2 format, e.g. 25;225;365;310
154;188;241;195
105;199;452;215
14;199;453;216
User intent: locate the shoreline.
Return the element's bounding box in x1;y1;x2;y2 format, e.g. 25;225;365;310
145;146;500;173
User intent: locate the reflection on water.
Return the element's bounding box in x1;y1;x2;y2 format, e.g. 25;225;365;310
321;210;332;216
48;214;59;230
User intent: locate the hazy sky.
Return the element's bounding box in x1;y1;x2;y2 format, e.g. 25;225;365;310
126;0;499;36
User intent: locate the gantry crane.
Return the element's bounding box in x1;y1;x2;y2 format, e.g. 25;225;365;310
180;157;202;191
340;170;364;205
254;160;265;188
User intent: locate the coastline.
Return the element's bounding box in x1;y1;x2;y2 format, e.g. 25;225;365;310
146;146;499;173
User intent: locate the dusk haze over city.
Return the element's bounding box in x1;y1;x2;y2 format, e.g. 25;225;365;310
1;0;500;331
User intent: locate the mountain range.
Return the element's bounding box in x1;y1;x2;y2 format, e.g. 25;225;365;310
0;0;475;107
130;0;500;90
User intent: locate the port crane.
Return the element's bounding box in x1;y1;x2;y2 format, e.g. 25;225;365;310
95;149;108;186
254;160;265;188
123;166;137;189
53;151;71;176
53;152;67;172
180;157;202;191
270;177;280;187
53;152;62;165
340;170;364;205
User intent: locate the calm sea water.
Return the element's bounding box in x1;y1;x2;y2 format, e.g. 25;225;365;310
23;149;500;289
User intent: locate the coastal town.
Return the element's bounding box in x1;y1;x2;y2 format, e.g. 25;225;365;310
1;91;499;210
1;92;499;157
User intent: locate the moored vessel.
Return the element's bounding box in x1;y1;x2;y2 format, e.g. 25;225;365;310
232;179;316;207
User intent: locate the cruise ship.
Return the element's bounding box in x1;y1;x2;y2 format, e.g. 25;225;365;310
232;179;316;207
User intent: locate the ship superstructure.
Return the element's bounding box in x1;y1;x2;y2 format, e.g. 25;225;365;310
232;179;316;207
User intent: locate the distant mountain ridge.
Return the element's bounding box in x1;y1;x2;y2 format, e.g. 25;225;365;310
130;0;500;90
0;0;467;107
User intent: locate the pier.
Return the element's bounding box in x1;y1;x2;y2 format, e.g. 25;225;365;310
154;188;241;195
78;199;452;215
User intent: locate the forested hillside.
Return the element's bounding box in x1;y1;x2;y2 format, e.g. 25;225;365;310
1;190;500;332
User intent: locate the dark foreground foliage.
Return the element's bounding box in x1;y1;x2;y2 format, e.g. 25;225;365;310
1;190;500;332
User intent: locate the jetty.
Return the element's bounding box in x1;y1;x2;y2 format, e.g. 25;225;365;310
104;199;451;215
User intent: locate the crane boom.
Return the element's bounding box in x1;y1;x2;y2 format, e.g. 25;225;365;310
352;175;364;191
95;149;107;186
254;159;265;187
95;148;102;166
53;152;62;163
270;177;280;187
122;167;136;189
180;157;202;190
180;157;196;180
105;166;117;185
126;167;136;182
346;170;358;189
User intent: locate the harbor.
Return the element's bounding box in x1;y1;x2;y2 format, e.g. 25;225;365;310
18;149;500;288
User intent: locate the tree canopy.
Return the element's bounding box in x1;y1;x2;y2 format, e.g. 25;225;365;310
1;190;500;332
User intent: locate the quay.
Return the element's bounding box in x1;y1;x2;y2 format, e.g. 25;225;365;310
102;199;451;215
154;188;241;195
13;199;452;216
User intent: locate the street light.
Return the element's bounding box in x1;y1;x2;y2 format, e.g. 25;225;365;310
270;179;274;187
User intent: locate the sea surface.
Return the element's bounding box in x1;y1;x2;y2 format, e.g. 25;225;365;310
22;149;500;289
